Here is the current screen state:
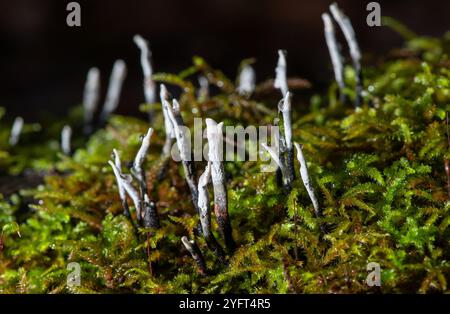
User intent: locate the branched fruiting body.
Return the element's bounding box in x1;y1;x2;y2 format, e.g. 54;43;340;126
108;161;143;222
294;142;320;217
112;149;131;219
132;127;153;198
166;99;200;216
83;67;100;135
181;236;208;276
100;60;127;123
206;118;235;253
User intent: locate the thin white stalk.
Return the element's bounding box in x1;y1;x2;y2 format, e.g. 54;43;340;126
108;160;142;219
294;142;320;216
278;92;292;150
181;236;207;275
101;60;127;122
274;50;288;97
9;117;23;146
83;67;100;128
160;84;175;139
112;149;126;202
133;34;156;105
61;125;72;155
198;162;211;237
329;3;361;66
322;13;345;91
132;127;153;184
237;64;256;96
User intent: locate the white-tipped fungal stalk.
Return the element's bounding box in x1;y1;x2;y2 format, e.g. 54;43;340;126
9;117;23;146
329;3;361;67
181;236;207;275
198;76;209;101
112;149;126;203
61;125;72;155
274;50;288;97
294;142;320;217
132;127;153;186
279;92;292;150
133;35;156;115
329;2;363;106
322;13;345;97
82;67;100;132
160;84;175;138
206;118;235;253
237;64;256;96
100;59;127;122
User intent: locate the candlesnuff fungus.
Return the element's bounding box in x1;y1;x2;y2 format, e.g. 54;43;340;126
142;193;159;229
181;236;208;276
108;160;143;221
160;84;175;158
9;116;23;146
100;59;127;123
329;3;363;107
205;118;235;253
131;127;153;196
262;142;292;189
322;13;346;103
131;127;159;228
237;64;256;96
111;149;131;219
197;162;226;261
294;142;320;217
166;99;200;216
133;34;156;120
278;92;295;184
82;67;100;135
197;76;209;101
61;125;72;155
274;50;288;97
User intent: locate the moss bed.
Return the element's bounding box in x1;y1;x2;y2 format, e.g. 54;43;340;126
1;22;450;294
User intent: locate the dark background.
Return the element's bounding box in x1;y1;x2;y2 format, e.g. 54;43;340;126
0;0;449;121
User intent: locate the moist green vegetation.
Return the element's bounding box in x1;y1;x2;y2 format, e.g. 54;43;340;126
1;25;450;294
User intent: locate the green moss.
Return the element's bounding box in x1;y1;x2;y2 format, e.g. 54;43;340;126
1;25;450;293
